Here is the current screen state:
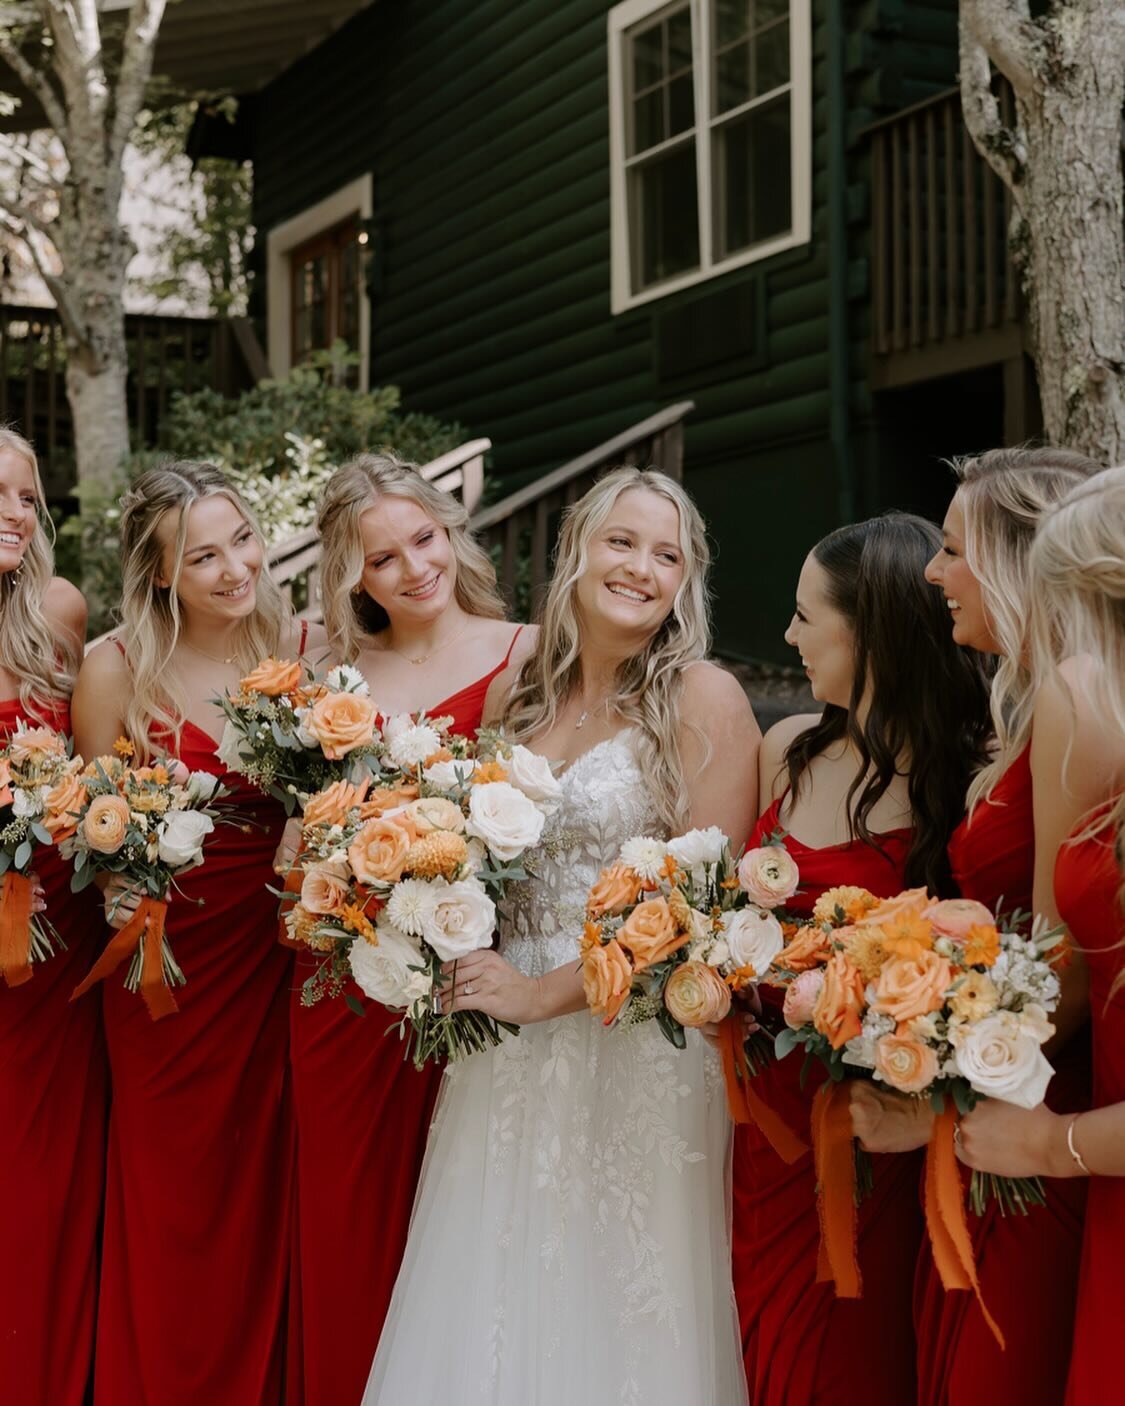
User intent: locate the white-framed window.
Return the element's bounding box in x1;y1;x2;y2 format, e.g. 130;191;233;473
608;0;812;313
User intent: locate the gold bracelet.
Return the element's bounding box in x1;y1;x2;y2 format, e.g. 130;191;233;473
1066;1115;1091;1176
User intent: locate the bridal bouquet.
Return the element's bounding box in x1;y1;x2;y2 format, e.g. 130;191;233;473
287;721;562;1066
67;750;229;1020
0;722;87;985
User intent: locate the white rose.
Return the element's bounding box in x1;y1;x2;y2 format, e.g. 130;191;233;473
669;826;727;870
465;781;545;862
950;1011;1055;1108
293;709;318;749
323;664;369;696
505;744;563;810
419;878;497;960
384;715;441;769
348;922;430;1008
216;720;248;772
463;837;488;875
156;809;215;868
423;757;478;791
12;784;47;819
721;907;784;975
185;770;220;804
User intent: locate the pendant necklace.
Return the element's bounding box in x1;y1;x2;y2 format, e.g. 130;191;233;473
384;621;471;666
181;638;237;666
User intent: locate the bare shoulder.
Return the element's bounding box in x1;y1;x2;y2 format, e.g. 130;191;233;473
506;621;539;671
680;659;755;720
759;711;819;799
44;575;87;646
75;636;130;695
1033;654;1121;789
482;662;521;729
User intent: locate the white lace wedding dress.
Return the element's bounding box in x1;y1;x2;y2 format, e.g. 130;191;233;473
363;730;748;1405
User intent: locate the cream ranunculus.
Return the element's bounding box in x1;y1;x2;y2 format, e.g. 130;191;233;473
465;781;546;862
156;809;215;868
950;1010;1055;1108
722;907;785;975
668;826;727;870
505;744;563;811
418;877;497;960
737;845;800;907
348;921;430;1008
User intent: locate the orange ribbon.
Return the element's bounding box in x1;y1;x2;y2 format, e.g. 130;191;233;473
276;839;305;949
70;896;179;1021
0;871;35;988
924;1106;1005;1348
718;1014;808;1163
812;1080;862;1298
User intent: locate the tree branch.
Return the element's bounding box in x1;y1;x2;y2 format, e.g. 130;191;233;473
0;184;53;239
2;213;84;342
0;28;69;136
39;0;104;133
108;0;167;175
960;0;1040;97
0;131;63;190
959;20;1027;193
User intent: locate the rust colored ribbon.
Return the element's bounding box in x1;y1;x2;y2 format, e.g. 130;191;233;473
812;1080;862;1298
0;871;35;988
718;1014;808;1163
276;839;306;949
70;896;179;1021
924;1106;1005;1349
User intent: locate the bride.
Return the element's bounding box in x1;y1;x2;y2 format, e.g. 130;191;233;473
363;467;761;1404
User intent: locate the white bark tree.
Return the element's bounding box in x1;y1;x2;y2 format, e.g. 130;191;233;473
0;0;167;487
960;0;1125;462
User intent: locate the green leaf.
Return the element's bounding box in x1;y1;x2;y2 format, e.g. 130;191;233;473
773;1026;802;1060
0;851;10;874
13;840;32;871
30;822;53;846
70;868;94;893
345;993;367;1019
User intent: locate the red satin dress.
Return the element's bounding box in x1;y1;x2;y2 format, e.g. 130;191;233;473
733;793;921;1406
0;699;107;1406
915;746;1088;1406
93;719;295;1406
1058;803;1123;1405
288;626;524;1406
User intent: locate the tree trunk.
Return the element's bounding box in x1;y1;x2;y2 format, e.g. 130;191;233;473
65;355;130;489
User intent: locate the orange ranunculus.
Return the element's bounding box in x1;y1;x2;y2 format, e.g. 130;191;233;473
359;781;421;818
874;1032;938;1093
879;908;935;960
406;797;465;835
305;692;378;760
239;657;302;697
664;960;732;1027
587;863;643;920
812;885;880;926
776;924;833;973
617;895;689;971
855;887;932;929
583;937;633;1023
348;814;417;886
8;726;66;765
300;862;351;916
871;949;953;1024
0;756;12;807
962;922;1001;968
42;770;88;841
303;777;371;828
812;951;867;1049
83;793;131;854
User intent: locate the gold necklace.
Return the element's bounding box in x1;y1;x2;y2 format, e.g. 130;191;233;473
180;638;238;667
382;621;471;667
574;697;612;730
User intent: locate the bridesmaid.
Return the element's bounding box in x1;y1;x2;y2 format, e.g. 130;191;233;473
952;466;1125;1406
0;427;105;1406
287;453;536;1406
733;514;992;1406
73;461;322;1406
853;446;1099;1406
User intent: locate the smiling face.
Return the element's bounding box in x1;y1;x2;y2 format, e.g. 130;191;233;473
158;493;263;625
0;448;41;575
573;486;686;645
358;494;457;628
784;553;855;707
924;491;998;653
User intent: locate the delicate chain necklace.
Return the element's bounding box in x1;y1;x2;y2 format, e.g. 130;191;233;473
574;696;612;730
381;621;471;667
180;638;238;667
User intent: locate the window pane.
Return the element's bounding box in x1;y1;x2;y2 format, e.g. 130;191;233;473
714;0;749;46
632;88;666;154
631;143;700;292
714;41;750;114
632;22;663;91
712;94;791;259
753;17;789;95
667;8;693;73
668;72;695;137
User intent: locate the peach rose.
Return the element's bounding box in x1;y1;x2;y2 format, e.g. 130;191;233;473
348;814;417;886
812;951;867;1049
782;967;825;1028
617;896;690;972
42;770;88;841
300;862;351;915
359;782;421;818
871;949;953;1024
305;692;378;760
923;898;995;943
302;778;370;828
406;797;466;836
239;657;302;697
587;864;643;920
664;961;732;1027
874;1032;938;1094
775;924;833;973
8;726;66;765
855;887;932;928
583;937;633;1023
83;793;130;854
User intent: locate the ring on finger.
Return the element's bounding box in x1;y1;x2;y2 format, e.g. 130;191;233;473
464;982;474;996
953;1121;963;1147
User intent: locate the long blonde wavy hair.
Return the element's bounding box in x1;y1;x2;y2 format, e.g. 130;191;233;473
118;461;290;758
957;446;1101;808
318;452;506;661
502;466;711;834
0;427;80;715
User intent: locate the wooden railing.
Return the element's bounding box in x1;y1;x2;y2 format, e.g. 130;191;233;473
470;402;692;617
867;86;1022;388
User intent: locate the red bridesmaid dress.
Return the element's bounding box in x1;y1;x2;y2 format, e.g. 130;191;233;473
93;717;295;1406
914;745;1088;1406
288;625;525;1406
1057;802;1123;1406
732;793;922;1406
0;699;107;1406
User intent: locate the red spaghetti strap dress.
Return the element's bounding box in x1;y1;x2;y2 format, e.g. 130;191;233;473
732;793;921;1406
914;745;1088;1406
1057;803;1123;1406
92;717;295;1406
287;625;525;1406
0;699;107;1406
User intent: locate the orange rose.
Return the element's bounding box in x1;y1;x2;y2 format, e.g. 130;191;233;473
664;960;732;1027
812;951;867;1049
775;924;833;973
42;770;88;841
871;949;953;1024
583;937;633;1023
348;814;417;885
617;896;690;972
239;657;302;697
360;782;421;819
83;793;130;854
874;1032;938;1093
855;888;932;928
303;777;371;828
587;863;643;920
305;692;378;760
8;726;66;765
300;862;351;915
